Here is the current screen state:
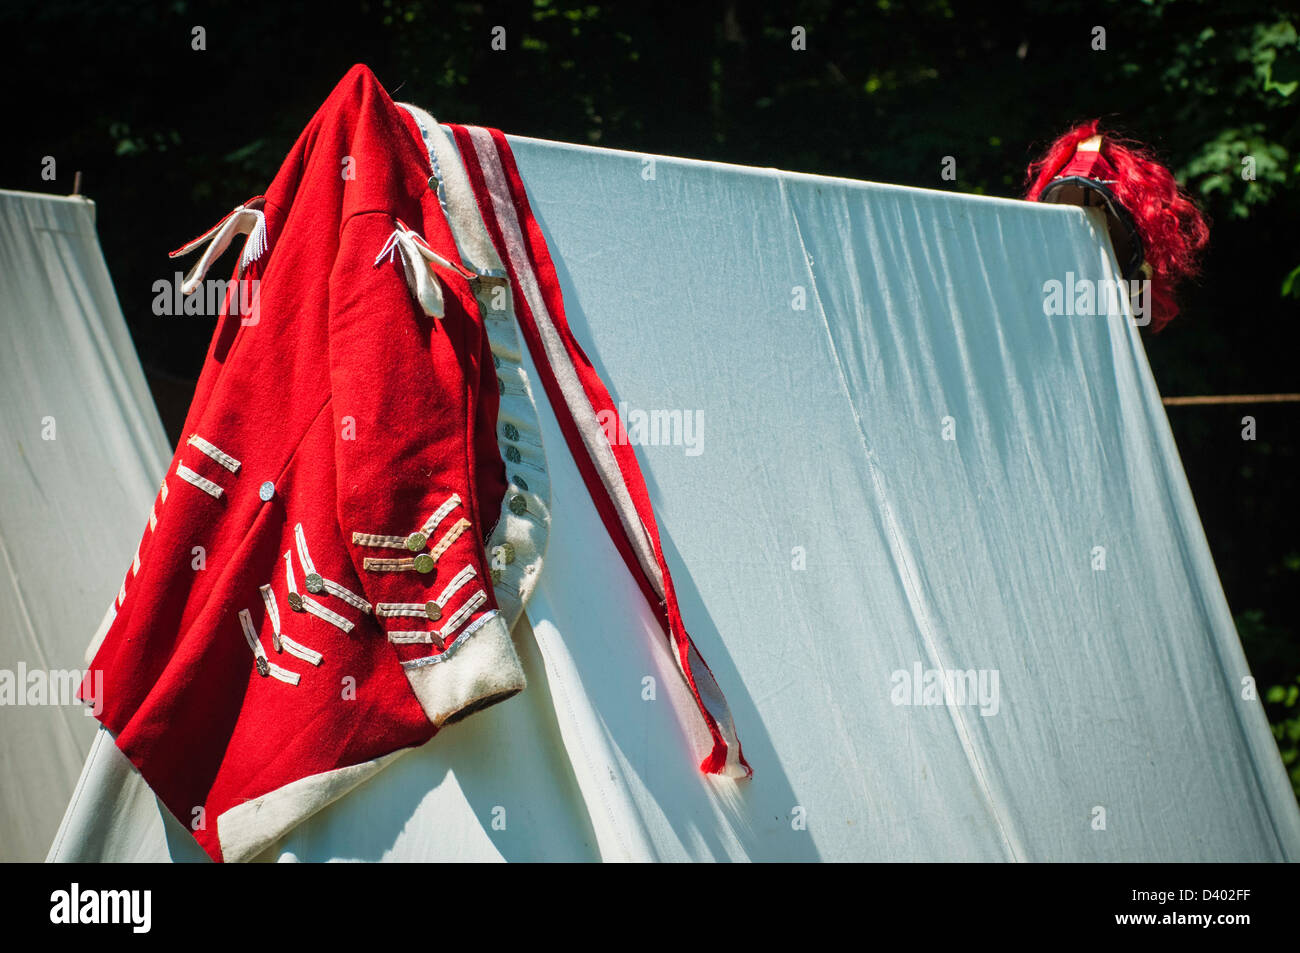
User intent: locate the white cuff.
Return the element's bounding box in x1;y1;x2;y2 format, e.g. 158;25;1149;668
402;611;526;727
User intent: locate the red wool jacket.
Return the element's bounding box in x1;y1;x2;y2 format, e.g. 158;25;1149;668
82;65;746;862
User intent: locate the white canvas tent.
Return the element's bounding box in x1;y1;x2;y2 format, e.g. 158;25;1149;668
0;189;172;861
10;136;1300;861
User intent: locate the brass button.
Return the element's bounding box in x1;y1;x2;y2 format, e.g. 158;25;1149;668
425;601;442;621
490;568;503;584
255;657;270;677
287;592;304;612
503;423;519;441
428;174;439;191
501;541;516;564
508;494;526;516
305;572;324;594
514;475;529;492
413;553;435;574
506;445;521;464
258;481;275;502
406;531;427;552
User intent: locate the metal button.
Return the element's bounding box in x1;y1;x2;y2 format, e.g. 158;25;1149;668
255;657;270;677
425;601;442;621
413;553;435;574
287;592;305;612
503;423;519;441
305;572;324;594
506;446;521;464
490;568;503;584
501;541;516;564
428;174;439;191
406;531;427;552
514;475;529;492
508;494;526;516
258;481;275;502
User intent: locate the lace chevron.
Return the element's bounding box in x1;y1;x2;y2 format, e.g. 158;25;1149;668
386;589;487;647
319;578;371;613
375;565;477;618
363;557;420;572
259;584;284;652
429;517;471;563
186;433;241;472
438;589;487;640
420;494;462;536
238;608;299;686
398;609;501;669
279;634;323;666
176;463;223;499
300;595;354;633
351;493;462;551
294;523;371;612
259;584;324;663
351;532;411;549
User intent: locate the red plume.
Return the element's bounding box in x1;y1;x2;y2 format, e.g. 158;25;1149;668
1027;120;1209;332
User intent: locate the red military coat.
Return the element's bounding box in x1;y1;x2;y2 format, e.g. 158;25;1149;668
83;65;746;862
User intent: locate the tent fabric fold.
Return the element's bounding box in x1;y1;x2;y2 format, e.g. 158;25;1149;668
17;130;1300;862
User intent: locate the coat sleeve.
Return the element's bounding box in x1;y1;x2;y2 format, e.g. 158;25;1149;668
327;209;525;727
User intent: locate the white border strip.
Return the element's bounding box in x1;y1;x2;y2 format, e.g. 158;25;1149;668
468;128;660;591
